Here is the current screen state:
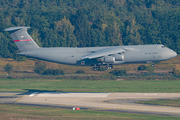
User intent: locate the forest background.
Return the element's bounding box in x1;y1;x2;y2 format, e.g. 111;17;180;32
0;0;180;59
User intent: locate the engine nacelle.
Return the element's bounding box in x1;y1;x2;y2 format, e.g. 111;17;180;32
114;54;124;61
104;56;115;63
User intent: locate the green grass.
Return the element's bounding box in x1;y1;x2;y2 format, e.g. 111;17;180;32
1;78;180;92
137;99;180;107
0;104;180;120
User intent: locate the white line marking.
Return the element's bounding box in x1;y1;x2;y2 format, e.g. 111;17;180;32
144;94;158;95
37;93;110;97
137;93;158;96
29;92;38;97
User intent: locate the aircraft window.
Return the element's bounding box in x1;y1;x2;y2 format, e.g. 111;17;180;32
161;45;164;48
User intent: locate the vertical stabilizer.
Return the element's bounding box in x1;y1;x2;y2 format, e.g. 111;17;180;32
5;27;39;52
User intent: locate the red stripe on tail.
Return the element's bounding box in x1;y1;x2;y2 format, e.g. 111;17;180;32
14;39;32;42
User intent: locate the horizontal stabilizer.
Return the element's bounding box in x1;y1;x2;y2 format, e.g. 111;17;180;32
5;27;30;32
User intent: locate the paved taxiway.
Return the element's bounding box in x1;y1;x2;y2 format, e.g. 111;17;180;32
1;92;180;117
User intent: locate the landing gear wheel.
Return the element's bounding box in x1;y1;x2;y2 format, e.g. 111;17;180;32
105;66;113;70
96;67;100;70
109;66;112;70
92;66;100;71
92;67;96;70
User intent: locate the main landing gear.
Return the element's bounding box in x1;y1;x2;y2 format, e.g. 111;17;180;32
105;66;113;70
92;65;100;70
105;64;113;70
92;64;113;70
92;66;100;70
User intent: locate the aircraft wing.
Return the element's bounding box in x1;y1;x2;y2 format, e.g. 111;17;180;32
80;47;125;59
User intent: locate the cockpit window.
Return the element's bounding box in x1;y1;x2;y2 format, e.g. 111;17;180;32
161;45;165;48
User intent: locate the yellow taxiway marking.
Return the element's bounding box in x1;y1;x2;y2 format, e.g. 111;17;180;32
15;96;24;102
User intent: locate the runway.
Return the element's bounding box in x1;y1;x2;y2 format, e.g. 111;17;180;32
1;92;180;117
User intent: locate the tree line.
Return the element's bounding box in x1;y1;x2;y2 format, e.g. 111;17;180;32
0;0;180;59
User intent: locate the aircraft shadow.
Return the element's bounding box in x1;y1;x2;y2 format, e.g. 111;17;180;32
17;89;64;95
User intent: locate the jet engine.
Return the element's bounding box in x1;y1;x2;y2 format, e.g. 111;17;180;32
114;54;124;61
104;56;115;63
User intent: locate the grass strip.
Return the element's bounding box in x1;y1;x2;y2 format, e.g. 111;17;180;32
1;78;180;93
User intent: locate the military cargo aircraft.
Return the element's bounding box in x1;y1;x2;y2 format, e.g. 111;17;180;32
5;27;177;70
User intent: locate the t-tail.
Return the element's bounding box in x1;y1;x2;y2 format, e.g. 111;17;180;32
5;27;39;52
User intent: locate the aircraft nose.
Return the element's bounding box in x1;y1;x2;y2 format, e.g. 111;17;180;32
161;49;177;60
170;50;177;58
168;50;177;59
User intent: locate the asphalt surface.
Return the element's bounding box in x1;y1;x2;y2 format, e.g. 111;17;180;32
1;92;180;117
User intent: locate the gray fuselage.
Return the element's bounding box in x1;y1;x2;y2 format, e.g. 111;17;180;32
18;44;177;66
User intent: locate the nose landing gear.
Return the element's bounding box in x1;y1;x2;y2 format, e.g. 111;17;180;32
151;64;154;67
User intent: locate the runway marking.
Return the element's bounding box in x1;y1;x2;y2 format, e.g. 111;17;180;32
37;93;110;97
144;94;158;96
29;92;38;97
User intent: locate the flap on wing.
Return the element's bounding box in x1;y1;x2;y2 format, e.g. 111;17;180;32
80;48;125;60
